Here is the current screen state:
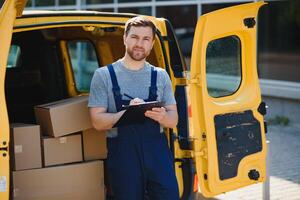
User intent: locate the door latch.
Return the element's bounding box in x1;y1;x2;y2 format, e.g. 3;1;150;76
0;141;8;157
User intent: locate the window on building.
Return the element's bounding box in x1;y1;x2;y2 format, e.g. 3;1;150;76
156;5;197;67
68;41;99;92
206;36;242;98
35;0;55;6
119;7;151;15
25;0;32;7
258;0;300;82
119;0;150;2
201;2;247;14
156;0;189;1
86;0;113;4
59;0;76;6
88;8;114;12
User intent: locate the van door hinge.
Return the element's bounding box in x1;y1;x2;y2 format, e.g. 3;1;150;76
173;135;199;142
182;148;207;159
188;75;201;85
174;78;187;86
194;148;207;159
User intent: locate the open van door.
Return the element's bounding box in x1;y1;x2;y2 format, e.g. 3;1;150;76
189;2;267;197
0;0;27;199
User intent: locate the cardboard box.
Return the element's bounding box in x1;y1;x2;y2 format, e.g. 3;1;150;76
83;129;107;161
34;96;92;137
43;134;83;166
10;124;42;170
13;161;105;200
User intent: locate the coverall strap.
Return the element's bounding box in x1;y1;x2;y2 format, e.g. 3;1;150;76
107;64;122;111
148;67;158;101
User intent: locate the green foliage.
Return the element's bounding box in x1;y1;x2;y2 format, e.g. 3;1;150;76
268;115;290;126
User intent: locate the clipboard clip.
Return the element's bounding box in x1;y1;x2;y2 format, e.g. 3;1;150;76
122;101;163;109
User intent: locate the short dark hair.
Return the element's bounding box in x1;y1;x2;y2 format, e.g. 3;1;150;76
124;16;157;39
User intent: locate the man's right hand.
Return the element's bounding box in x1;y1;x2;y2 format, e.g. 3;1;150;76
130;98;145;105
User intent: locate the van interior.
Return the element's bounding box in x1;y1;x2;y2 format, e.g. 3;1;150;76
5;25;167;198
5;26;162;124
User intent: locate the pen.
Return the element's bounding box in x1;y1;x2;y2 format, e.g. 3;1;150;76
123;93;135;100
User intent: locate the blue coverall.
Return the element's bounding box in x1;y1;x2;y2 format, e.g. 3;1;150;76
106;64;179;200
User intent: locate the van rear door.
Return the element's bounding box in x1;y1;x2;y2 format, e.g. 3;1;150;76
189;2;267;197
0;0;27;199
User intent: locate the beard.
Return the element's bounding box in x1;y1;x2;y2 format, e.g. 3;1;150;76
127;46;149;61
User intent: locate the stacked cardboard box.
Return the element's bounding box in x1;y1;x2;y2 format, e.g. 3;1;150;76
83;128;107;161
10;124;42;171
34;96;107;161
34;96;92;137
11;96;107;199
13;161;104;200
42;134;83;166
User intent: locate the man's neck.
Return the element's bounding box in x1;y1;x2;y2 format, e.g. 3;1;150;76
121;55;145;71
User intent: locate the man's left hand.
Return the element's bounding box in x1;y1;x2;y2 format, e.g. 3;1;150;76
145;107;166;123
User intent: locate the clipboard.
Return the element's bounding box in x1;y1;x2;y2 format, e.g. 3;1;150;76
113;101;163;127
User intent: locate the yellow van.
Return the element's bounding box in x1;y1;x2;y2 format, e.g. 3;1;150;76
0;0;267;199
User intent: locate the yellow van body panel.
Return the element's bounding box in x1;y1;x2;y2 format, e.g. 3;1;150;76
0;1;27;199
189;2;267;197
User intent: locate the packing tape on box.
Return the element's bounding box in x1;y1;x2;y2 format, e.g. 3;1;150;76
59;137;67;144
13;188;19;197
14;145;23;153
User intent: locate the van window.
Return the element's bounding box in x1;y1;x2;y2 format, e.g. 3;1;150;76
206;35;241;98
7;45;21;68
68;41;99;92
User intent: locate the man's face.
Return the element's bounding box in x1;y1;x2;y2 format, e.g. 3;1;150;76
124;26;154;61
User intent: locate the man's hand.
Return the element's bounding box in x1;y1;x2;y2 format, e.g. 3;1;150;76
145;107;167;122
129;98;144;105
145;104;178;128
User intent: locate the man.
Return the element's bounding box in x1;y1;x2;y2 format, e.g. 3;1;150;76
88;16;179;200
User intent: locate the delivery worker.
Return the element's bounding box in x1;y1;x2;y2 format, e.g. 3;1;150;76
88;16;179;200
